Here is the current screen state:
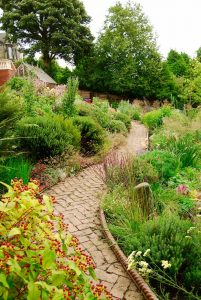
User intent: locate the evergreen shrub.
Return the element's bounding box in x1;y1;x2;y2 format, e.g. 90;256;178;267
73;116;105;155
16;115;80;158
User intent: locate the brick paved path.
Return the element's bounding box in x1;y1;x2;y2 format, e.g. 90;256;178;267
49;122;148;299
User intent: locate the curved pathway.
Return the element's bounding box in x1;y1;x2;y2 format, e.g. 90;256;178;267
49;122;148;300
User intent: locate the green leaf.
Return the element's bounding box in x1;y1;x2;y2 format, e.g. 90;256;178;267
3;289;8;300
27;282;41;300
7;259;21;274
51;271;66;286
0;274;9;288
52;290;64;300
42;250;56;269
43;195;53;213
0;250;4;259
67;261;81;276
89;268;96;280
8;227;21;238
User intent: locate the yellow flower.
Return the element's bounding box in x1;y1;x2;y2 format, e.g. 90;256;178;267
190;190;198;200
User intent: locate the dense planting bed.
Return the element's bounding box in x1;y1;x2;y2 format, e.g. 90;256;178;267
102;107;201;300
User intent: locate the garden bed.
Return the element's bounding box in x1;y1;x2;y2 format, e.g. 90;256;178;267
102;107;201;300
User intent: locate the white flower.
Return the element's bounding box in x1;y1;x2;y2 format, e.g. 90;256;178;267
161;260;171;269
135;251;142;257
187;227;196;234
128;261;134;270
139;261;149;268
143;249;151;257
185;235;192;239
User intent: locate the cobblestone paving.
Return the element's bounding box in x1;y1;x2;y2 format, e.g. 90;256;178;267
49;122;147;299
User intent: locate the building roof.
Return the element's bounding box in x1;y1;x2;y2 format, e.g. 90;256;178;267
16;63;57;84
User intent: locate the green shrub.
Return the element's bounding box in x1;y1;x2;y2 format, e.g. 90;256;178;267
168;167;201;190
77;102;92;116
0;180;111;299
143;106;172;131
142;150;180;181
131;108;141;121
62;77;78;117
108;120;127;133
153;186;195;216
110;100;119;110
91;106;111;129
93;97;110;112
114;112;131;130
0;90;23;135
73;116;105;155
6;76;28;91
118;101;141;120
129;214;201;296
16;115;80;158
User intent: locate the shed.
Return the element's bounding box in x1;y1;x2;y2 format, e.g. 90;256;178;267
16;63;57;88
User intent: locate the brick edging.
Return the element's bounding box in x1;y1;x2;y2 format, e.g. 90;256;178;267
99;208;159;300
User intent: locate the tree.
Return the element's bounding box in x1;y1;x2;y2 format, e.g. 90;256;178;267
76;1;162;98
196;47;201;62
178;59;201;106
0;0;93;67
156;62;178;101
166;50;191;77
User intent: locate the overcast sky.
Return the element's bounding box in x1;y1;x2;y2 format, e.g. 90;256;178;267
82;0;201;58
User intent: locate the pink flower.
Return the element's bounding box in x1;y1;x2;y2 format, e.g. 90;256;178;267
176;184;189;195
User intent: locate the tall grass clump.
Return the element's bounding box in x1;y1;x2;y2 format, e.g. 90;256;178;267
0;156;32;186
102;154;158;221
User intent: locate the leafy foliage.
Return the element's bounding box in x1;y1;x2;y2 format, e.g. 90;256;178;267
0;156;32;188
75;1;162;98
0;180;112;299
118;101;141;121
142;106;172;131
142;150;180;181
0;90;23;138
166;50;191;77
62;77;79;117
114;112;131;131
1;0;93;67
127;215;201;298
108;120;127;133
73;116;105;155
91;106;111;129
16;115;80;158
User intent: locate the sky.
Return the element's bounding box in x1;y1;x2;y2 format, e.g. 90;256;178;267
82;0;201;58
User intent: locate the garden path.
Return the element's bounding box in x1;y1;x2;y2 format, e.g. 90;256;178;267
50;122;148;300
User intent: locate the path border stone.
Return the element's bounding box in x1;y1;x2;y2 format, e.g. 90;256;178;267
99;202;158;300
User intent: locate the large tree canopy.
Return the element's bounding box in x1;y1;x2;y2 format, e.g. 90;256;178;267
76;1;162;98
0;0;93;66
166;50;191;77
